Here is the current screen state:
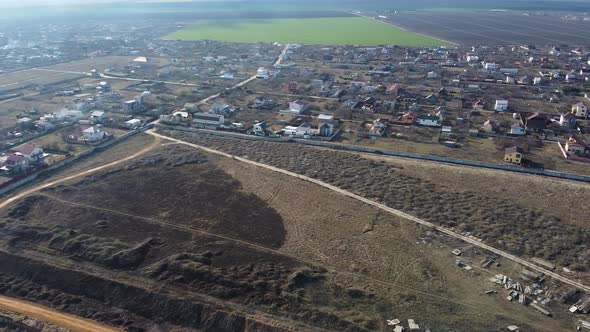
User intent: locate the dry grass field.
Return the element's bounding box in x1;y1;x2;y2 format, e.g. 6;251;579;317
161;130;590;274
0;134;577;331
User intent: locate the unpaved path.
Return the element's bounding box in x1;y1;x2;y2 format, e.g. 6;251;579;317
0;295;120;332
147;129;590;294
0;135;160;211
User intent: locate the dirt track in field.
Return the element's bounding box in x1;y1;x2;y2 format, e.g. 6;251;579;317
0;295;121;332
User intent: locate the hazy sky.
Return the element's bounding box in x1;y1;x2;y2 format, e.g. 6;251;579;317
0;0;214;7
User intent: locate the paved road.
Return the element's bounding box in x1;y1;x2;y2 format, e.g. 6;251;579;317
0;295;120;332
274;44;289;66
147;129;590;294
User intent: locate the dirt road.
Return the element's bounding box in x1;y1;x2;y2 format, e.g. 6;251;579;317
0;295;120;332
0;134;159;211
147;129;590;294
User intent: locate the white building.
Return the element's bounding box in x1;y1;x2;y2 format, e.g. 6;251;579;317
83;125;106;142
494;100;509;111
256;67;269;79
500;68;518;75
125;119;142;129
484;62;497;71
280;100;309;115
90;110;106;123
192;113;224;129
317;114;335;137
14;144;44;162
510;123;526;136
572;102;588;118
417;114;440;127
282;124;312;138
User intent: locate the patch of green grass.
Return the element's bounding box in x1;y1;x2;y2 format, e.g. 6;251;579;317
163;17;449;46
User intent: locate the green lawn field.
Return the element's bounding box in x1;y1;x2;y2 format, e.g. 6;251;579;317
163;17;449;46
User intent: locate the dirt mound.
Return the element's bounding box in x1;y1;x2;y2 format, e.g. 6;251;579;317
0;252;291;332
106;238;159;270
286;268;324;291
0;223;153;270
3;196;44;220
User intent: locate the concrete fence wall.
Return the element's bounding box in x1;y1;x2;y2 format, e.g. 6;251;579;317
159;125;590;183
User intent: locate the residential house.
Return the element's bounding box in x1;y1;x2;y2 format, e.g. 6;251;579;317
282;123;312;138
281;100;309;115
83;125;106;142
317;114;335;137
192;113;225;129
559;112;577;128
34;119;54;131
17;117;33;129
417;114;440;127
510;123;526;136
518;76;532;84
363;85;377;93
13;144;43;162
500;68;518;75
369;119;387;136
252;121;267;136
473;99;485;110
571;102;588;118
256;67;269;79
525;113;550;132
90;110;106;123
481;120;495;133
210;103;231;115
400;111;416;125
219;72;234;80
122;96;143;113
125;119;142;129
494;100;509;111
318;122;334;137
395;90;417;110
504;146;524;165
385;83;402;95
565;136;588;155
160;111;190;125
484;62;497;71
566;73;576;82
184;103;198;112
3;153;29;173
436;87;449;99
254;96;275;109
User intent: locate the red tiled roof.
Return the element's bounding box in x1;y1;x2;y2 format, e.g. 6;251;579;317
6;153;26;163
16;144;37;155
